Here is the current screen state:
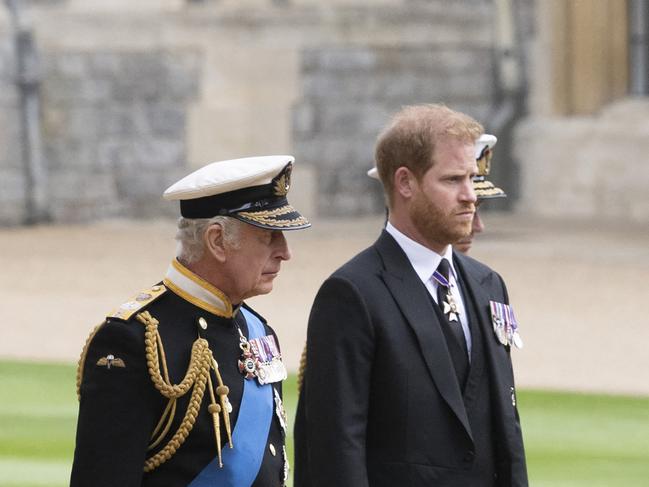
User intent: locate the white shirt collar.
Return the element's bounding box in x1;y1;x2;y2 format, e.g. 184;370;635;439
163;259;234;318
385;222;456;284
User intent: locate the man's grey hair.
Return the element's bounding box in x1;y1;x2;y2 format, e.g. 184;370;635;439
175;216;242;265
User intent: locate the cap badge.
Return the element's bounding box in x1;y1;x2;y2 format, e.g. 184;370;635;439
272;163;292;197
477;147;492;176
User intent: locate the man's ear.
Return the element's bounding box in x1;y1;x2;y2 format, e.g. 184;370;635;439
394;166;416;199
204;224;227;263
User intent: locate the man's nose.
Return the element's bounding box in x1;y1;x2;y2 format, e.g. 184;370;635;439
462;178;478;204
275;232;292;261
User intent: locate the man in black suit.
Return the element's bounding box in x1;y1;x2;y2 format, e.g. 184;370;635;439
294;104;527;487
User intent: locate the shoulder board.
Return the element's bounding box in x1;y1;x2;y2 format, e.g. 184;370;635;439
108;284;167;321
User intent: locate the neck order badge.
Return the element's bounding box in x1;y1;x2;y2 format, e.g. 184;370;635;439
189;308;274;487
432;259;460;322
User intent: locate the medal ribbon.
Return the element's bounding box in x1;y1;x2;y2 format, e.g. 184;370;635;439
431;269;451;288
189;307;274;487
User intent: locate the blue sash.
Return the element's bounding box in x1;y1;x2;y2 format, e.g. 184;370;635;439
189;308;274;487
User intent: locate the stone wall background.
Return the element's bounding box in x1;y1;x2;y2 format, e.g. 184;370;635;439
0;0;527;225
0;11;23;225
4;0;646;226
41;50;201;221
294;43;495;216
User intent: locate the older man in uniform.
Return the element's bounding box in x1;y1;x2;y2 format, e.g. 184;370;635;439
294;104;526;487
71;155;309;487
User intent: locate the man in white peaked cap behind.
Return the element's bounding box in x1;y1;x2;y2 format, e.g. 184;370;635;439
453;134;507;254
71;155;309;487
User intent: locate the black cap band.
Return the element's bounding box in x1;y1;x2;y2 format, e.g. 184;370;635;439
179;182;288;219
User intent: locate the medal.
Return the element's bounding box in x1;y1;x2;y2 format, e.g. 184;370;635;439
432;267;459;322
496;323;507;346
248;335;287;385
490;300;523;349
237;327;287;383
274;388;288;435
442;292;459;322
512;332;524;349
237;330;259;379
282;445;290;485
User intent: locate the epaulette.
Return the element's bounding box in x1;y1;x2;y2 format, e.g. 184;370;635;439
108;284;167;321
77;284;167;400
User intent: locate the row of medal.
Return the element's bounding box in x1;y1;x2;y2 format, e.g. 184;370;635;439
489;300;523;349
237;327;290;485
238;332;288;385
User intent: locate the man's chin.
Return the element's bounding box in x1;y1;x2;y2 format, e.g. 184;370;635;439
454;239;472;254
244;282;275;300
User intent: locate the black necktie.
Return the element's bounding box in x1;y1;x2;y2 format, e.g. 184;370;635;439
434;259;468;356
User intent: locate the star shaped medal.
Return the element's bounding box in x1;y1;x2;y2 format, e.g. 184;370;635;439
442;292;459;322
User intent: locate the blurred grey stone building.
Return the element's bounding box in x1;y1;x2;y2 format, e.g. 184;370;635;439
0;0;647;225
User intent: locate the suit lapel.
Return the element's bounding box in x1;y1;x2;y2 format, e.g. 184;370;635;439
454;254;495;348
375;231;471;437
454;253;513;406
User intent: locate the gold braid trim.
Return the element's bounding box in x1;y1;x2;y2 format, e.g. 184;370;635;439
143;360;209;472
148;399;177;451
297;343;307;394
237;206;309;228
239;206;294;218
140;312;201;397
136;311;232;473
76;321;106;401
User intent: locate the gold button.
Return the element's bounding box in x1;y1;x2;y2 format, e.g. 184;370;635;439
269;443;276;456
198;317;208;330
151;285;161;292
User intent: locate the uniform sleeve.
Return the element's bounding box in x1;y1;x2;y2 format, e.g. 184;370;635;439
70;319;158;487
302;276;374;487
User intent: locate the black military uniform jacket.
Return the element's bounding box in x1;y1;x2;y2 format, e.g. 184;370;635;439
294;231;527;487
71;260;287;487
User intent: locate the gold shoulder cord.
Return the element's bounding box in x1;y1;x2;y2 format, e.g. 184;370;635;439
297;343;307;394
76;311;234;472
136;311;233;472
76;322;107;401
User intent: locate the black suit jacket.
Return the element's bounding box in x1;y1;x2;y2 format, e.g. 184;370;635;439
294;231;527;487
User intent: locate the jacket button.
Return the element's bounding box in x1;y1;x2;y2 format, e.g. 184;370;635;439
197;317;208;330
463;451;475;462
